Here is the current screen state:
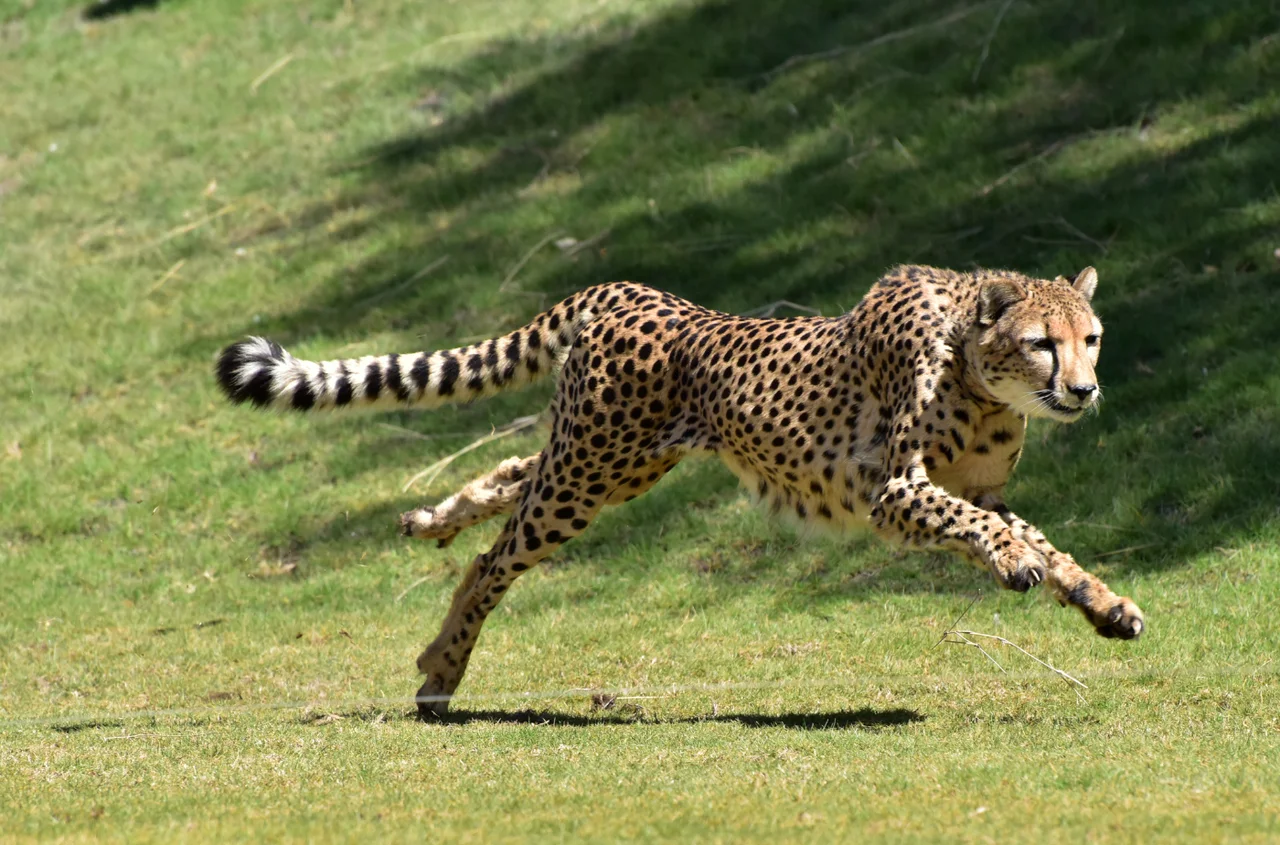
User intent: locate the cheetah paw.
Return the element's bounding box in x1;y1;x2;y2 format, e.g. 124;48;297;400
1094;597;1144;640
414;675;452;719
399;507;459;548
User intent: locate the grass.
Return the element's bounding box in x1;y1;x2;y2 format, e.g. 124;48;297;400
2;0;1280;840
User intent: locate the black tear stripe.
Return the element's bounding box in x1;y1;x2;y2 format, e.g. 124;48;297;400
385;353;411;402
365;361;384;401
409;355;430;395
438;354;459;396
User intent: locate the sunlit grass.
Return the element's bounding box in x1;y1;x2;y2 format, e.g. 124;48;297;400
2;0;1279;840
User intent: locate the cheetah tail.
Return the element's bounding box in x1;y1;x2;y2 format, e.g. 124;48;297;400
215;290;601;412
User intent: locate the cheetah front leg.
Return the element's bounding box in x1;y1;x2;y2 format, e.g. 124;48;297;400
399;453;541;548
974;494;1144;640
870;464;1047;593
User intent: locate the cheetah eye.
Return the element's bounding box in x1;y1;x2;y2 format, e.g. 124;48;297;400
1084;334;1100;346
1029;338;1055;351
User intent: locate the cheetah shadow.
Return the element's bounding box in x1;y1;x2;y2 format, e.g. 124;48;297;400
333;706;925;730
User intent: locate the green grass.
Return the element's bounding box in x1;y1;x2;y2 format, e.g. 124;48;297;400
3;0;1280;840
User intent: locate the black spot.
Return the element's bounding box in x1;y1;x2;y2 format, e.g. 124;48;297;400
992;429;1014;444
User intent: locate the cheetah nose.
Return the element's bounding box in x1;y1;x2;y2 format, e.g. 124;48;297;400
1068;384;1097;402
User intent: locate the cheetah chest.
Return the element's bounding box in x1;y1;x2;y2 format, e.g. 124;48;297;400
926;409;1027;500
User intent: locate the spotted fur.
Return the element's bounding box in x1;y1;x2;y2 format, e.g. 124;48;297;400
216;265;1144;717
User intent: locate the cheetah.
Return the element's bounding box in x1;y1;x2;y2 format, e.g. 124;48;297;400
216;265;1145;716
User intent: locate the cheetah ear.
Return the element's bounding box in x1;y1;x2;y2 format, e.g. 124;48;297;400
977;279;1026;327
1071;266;1098;302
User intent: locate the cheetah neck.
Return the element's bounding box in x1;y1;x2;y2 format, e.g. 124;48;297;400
958;336;1008;414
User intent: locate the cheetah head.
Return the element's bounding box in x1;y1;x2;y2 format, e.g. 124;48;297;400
969;267;1102;423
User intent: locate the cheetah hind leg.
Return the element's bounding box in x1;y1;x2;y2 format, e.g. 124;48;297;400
414;438;688;717
414;454;610;718
399;453;541;548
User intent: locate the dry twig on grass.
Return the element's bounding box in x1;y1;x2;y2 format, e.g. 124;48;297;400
353;255;451;310
395;575;432;604
761;3;992;81
744;300;824;318
979;126;1131;196
562;227;612;258
147;259;186;295
250;53;296;94
499;231;565;291
402;414;541;493
971;0;1015;83
936;593;1089;703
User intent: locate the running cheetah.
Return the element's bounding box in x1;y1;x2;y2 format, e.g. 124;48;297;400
216;265;1145;716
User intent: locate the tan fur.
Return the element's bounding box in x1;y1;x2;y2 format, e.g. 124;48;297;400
217;265;1144;717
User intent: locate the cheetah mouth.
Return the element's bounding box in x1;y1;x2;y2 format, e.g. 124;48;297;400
1034;391;1088;420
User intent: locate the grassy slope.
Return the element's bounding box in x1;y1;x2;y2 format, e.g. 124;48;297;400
2;0;1279;840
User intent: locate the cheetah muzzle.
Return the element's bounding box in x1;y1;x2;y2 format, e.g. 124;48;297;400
216;264;1145;716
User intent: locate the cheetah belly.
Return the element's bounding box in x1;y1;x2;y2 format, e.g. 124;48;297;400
716;450;877;531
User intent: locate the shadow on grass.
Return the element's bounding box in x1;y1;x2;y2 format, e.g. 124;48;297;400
49;719;126;733
412;707;925;730
83;0;160;20
210;0;1279;590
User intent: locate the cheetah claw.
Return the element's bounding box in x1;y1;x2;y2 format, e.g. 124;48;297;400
999;562;1045;593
